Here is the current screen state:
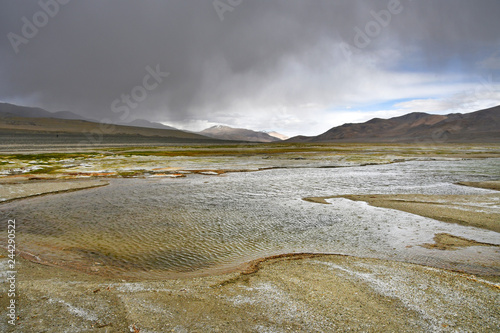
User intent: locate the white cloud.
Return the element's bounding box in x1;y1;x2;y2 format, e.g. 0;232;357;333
396;80;500;115
166;70;499;137
160;40;500;137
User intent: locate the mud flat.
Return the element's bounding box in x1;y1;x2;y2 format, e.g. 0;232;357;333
457;180;500;191
422;233;500;251
0;179;109;203
1;250;499;332
305;192;500;233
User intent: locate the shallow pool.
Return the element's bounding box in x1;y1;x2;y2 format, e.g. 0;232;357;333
1;158;499;278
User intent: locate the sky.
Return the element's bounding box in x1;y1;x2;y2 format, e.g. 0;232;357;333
1;0;500;137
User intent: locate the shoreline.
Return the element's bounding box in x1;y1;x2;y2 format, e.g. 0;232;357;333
2;248;499;332
457;180;500;191
6;245;500;286
303;180;500;233
7;244;500;282
0;179;109;204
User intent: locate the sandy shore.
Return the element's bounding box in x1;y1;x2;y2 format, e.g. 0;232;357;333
304;188;500;233
0;179;109;203
457;180;500;191
422;233;499;250
1;250;499;332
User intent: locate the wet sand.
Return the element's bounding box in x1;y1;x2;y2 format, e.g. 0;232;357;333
304;191;500;233
422;233;499;250
1;249;499;332
0;179;109;203
457;180;500;191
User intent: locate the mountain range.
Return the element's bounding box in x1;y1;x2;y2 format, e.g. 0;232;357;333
1;102;499;144
0;103;287;143
0;102;90;121
287;105;500;143
0;103;177;131
0;103;216;144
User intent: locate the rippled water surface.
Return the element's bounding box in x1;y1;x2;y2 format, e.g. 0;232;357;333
2;159;500;278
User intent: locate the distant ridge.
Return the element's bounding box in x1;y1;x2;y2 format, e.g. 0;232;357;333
0;103;178;131
0;103;224;144
114;118;177;131
287;105;500;143
0;102;89;121
199;125;283;142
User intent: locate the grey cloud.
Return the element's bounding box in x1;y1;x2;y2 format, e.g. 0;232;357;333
1;0;499;130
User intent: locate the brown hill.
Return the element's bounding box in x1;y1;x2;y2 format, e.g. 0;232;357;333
0;113;229;148
0;102;89;121
287;105;500;143
0;102;178;131
0;114;209;139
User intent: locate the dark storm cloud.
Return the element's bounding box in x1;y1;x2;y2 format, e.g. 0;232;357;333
1;0;499;130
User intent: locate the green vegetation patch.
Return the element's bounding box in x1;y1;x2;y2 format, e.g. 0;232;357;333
2;152;103;161
117;170;144;177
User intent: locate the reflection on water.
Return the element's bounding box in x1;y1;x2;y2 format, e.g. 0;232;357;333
1;159;499;278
